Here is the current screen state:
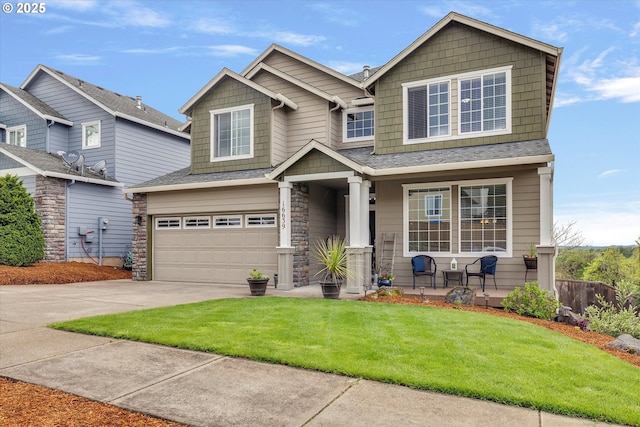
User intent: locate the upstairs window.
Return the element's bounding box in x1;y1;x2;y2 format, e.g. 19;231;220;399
460;70;509;134
82;121;101;149
403;66;511;144
210;104;253;161
343;108;374;142
8;125;26;147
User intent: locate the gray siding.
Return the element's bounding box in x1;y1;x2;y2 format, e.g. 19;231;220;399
26;73;116;158
48;123;69;154
271;106;287;165
115;118;190;186
67;182;132;260
0;90;47;151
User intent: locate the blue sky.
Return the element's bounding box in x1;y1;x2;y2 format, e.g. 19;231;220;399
1;0;638;246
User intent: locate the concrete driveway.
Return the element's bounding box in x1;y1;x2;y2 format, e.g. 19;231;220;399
0;280;620;426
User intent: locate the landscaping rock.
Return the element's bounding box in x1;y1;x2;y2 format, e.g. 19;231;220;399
444;286;476;306
607;334;640;354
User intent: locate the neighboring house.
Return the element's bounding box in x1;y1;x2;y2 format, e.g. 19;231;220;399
0;65;190;265
125;12;562;293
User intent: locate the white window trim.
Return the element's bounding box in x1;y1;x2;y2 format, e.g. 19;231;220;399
209;104;254;162
213;215;243;228
402;65;512;145
402;183;453;257
402;178;513;257
7;125;27;147
458;178;513;257
342;107;375;143
82;120;101;149
183;216;211;229
155;217;181;230
245;214;277;228
458;67;512;137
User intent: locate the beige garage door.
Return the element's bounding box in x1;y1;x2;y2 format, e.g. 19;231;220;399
153;214;278;284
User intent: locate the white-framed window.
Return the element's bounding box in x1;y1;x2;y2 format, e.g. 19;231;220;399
459;69;509;135
246;214;276;228
7;125;26;147
156;217;181;229
210;104;254;162
404;185;451;254
343;107;374;142
82;121;101;149
459;179;512;255
183;216;211;229
403;66;511;144
213;216;243;228
403;78;451;143
403;178;512;257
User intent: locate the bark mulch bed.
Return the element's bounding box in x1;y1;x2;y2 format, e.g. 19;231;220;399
1;263;637;425
0;261;131;285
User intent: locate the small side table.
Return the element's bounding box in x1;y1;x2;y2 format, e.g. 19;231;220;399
442;270;463;288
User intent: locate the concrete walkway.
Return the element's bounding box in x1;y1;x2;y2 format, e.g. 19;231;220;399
0;280;622;426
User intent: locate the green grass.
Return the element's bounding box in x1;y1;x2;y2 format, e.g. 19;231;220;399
50;297;640;426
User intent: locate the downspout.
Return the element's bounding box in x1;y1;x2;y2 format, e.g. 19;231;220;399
65;179;75;261
46;119;55;153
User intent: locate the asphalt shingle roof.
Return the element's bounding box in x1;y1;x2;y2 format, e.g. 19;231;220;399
0;143;119;183
128;139;551;191
39;65;185;132
1;83;70;122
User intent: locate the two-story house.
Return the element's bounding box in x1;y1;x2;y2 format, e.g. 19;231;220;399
125;12;562;293
0;65;190;265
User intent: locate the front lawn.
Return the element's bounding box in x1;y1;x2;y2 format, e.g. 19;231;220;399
50;297;640;426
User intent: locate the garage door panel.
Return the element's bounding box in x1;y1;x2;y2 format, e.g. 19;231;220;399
154;217;277;284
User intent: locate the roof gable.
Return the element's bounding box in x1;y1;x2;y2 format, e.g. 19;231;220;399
20;65;189;139
241;44;361;89
179;68;298;115
0;83;72;126
364;12;562;88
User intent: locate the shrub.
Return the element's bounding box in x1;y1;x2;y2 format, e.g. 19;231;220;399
502;281;560;320
585;280;640;339
0;175;44;266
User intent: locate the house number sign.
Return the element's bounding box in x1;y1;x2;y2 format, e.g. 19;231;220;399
281;201;287;229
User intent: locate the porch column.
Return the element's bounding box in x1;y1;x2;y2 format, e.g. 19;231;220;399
277;182;294;290
360;180;373;288
346;176;364;294
537;166;556;294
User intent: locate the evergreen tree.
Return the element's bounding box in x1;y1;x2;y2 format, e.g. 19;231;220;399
0;175;45;266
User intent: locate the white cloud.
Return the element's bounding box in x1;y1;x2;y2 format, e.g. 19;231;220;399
46;1;171;28
270;31;326;46
598;169;621;179
553;94;583;107
555;198;640;246
48;0;99;11
193;18;235;35
206;45;258;57
591;75;640;103
632;21;640;37
44;25;73;36
532;22;568;43
310;3;360;26
55;54;101;64
122;47;185;55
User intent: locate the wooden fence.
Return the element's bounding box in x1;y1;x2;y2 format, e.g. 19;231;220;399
555;279;616;314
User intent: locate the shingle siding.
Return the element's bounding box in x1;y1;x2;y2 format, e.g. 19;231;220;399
190;77;272;174
375;22;547;155
0;91;47;151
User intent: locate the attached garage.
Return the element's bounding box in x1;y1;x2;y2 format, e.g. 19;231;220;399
145;183;280;285
153;213;278;284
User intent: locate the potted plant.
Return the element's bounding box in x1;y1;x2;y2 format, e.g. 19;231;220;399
314;235;349;299
523;243;537;270
247;268;269;296
377;271;395;287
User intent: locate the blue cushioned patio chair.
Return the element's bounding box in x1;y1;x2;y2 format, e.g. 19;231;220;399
411;255;437;289
464;255;498;292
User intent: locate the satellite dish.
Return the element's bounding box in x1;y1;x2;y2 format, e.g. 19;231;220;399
62;151;80;169
90;160;107;178
72;154;85;176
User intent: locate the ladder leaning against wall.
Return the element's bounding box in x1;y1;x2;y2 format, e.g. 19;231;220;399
378;232;396;276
